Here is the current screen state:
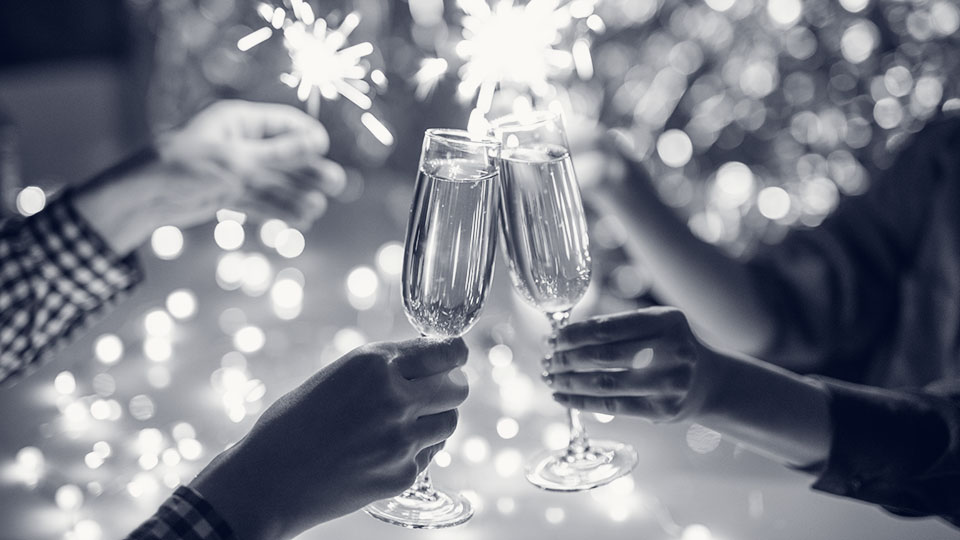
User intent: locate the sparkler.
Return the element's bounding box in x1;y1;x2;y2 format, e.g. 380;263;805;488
238;0;393;145
413;0;602;127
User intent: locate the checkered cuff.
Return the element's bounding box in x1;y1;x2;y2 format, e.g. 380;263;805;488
0;191;143;383
125;486;238;540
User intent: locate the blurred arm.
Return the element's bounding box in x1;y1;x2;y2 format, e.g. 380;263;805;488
0;191;143;384
587;156;778;356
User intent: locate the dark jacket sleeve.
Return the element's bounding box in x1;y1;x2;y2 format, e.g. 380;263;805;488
0;191;142;384
803;376;960;527
747;118;960;379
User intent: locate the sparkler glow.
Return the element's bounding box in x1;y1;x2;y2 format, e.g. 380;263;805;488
412;0;600;122
238;0;392;144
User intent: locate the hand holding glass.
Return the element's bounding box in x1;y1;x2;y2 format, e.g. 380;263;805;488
365;129;500;527
491;110;638;491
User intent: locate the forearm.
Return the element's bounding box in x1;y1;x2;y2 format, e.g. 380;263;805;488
693;347;832;468
72;147;169;256
593;161;777;355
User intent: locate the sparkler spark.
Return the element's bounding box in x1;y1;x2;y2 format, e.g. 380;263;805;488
238;0;392;144
451;0;599;115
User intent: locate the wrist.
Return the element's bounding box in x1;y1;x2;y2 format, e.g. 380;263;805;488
73;148;166;256
190;442;281;540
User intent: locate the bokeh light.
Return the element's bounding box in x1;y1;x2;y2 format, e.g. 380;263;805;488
150;226;184;260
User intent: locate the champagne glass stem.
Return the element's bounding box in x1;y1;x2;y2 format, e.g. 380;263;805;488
548;310;591;458
412;469;432;494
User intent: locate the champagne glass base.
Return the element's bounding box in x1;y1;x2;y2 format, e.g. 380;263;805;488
365;485;473;529
525;439;638;492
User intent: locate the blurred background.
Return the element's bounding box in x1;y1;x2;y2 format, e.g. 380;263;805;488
1;0;958;539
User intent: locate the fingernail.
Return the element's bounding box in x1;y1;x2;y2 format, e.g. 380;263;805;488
541;372;554;385
551;393;566;403
541;356;552;371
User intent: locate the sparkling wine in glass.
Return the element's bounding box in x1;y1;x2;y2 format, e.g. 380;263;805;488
492;110;638;492
365;129;500;528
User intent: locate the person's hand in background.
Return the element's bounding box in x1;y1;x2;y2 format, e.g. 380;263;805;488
74;99;346;255
191;337;470;540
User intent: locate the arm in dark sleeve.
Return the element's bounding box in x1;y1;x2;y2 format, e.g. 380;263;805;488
802;376;960;527
124;486;238;540
747;118;960;375
0;191;142;384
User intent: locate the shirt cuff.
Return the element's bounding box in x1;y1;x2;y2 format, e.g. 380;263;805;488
25;190;143;309
125;486;238;540
805;377;953;519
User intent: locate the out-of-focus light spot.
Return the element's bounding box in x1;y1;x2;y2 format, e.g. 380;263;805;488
16;186;46;216
241;253;273;295
172;422;196;441
884;66;913;98
594;413;615;423
234;325;266;353
714;162;755;208
163;472;182;489
915;77;944;109
375;242;404;276
704;0;735;12
54;371;76;394
838;0;869;13
801;177;839;215
840;21;877;64
333;328;366;354
488;344;513;367
460;489;483;513
237;26;273;51
84;452;104;469
139;453;159;470
94;334;123;364
462;436;491;464
931;1;960;35
767;0;801;27
682;524;713;540
214;220;245;250
93;441;111;459
496;417;520;439
218;307;247;335
90;400;112;420
275;228;306;258
545;507;566;524
347;266;379;310
147;365;171;389
873;97;904;130
686;423;723;454
433;450;452;468
144;337;172;362
757;186;791;220
162;448;181;466
144;310;174;336
497;497;516;514
216;252;246;290
166;289;198;320
543;422;569;450
14;447;44;485
55;484;84;511
740;62;777;98
127;472;159;499
610;506;630;522
151;226;184;260
656;129;693;168
259;219;288;248
178;438;203;460
494;448;523;477
271;278;303;309
129;395;156;421
73;519;102;540
216;209;247;224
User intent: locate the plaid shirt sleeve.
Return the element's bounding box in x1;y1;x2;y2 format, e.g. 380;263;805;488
0;191;143;384
124;486;239;540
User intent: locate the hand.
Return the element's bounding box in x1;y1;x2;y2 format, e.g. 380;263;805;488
154;99;345;229
74;100;346;254
190;337;469;540
543;307;705;423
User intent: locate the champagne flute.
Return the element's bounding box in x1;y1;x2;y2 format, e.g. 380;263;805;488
365;128;500;528
491;110;638;491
